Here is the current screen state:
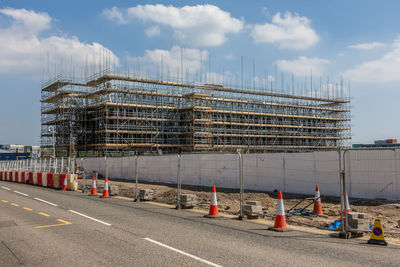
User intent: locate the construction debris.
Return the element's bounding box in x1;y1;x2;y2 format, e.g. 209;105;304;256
244;201;263;219
139;189;154;201
109;185;119;196
180;194;197;209
348;212;370;233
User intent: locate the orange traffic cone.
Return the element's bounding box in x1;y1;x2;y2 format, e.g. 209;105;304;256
205;185;219;218
90;177;97;196
312;185;325;216
62;176;68;191
101;177;110;198
271;190;288;231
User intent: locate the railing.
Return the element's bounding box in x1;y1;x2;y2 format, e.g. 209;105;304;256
0;157;75;174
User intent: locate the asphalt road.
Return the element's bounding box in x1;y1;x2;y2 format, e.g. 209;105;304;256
1;180;400;267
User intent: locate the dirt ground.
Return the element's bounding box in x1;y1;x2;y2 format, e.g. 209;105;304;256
78;178;400;237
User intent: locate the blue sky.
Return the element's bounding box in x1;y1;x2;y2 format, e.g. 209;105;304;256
1;0;400;145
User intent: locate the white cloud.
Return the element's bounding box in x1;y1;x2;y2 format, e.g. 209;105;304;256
348;42;385;50
0;8;51;35
275;56;330;76
131;46;208;77
343;39;400;83
102;7;127;24
250;12;319;50
145;25;160;37
103;4;244;46
0;8;119;75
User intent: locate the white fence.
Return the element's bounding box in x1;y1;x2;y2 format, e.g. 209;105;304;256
2;149;399;200
345;149;400;200
0;157;73;174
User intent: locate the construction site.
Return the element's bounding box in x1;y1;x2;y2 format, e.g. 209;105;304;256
40;63;351;156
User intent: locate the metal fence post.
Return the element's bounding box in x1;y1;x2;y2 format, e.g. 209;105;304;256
283;155;286;192
340;149;350;239
105;156;108;179
176;154;181;209
238;152;244;220
135;155;139;202
82;158;86;193
61;157;64;173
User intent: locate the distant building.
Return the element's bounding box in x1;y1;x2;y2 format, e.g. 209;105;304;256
0;144;40;160
353;139;400;149
0;149;30;161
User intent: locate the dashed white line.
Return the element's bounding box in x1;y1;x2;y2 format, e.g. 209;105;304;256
143;238;223;267
34;197;58;207
1;186;11;191
14;191;29;197
68;210;111;226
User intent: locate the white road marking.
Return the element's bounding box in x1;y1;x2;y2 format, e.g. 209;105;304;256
68;210;111;226
143;238;223;267
34;197;58;207
14;191;29;197
1;186;11;190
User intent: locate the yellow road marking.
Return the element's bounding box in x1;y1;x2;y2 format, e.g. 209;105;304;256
1;200;8;203
23;207;33;211
57;219;72;225
38;212;50;217
34;219;72;229
114;196;134;201
11;203;19;207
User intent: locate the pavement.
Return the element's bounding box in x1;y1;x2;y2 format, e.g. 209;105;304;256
1;180;400;267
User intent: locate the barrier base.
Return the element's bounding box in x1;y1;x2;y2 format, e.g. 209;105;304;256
368;239;388;246
268;226;290;232
204;215;222;219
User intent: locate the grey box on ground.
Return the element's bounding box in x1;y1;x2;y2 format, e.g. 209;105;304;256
140;189;154;201
244;201;262;219
109;185;119;196
348;212;370;232
180;194;197;208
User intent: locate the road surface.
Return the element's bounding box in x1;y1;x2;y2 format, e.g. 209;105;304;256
1;180;399;266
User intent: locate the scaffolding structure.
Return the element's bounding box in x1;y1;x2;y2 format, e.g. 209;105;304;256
40;67;351;156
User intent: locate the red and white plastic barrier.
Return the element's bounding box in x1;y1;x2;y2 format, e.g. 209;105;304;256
46;173;53;188
28;172;33;184
1;168;77;192
37;172;43;186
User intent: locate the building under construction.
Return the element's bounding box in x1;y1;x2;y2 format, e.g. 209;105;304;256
40;69;351;156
